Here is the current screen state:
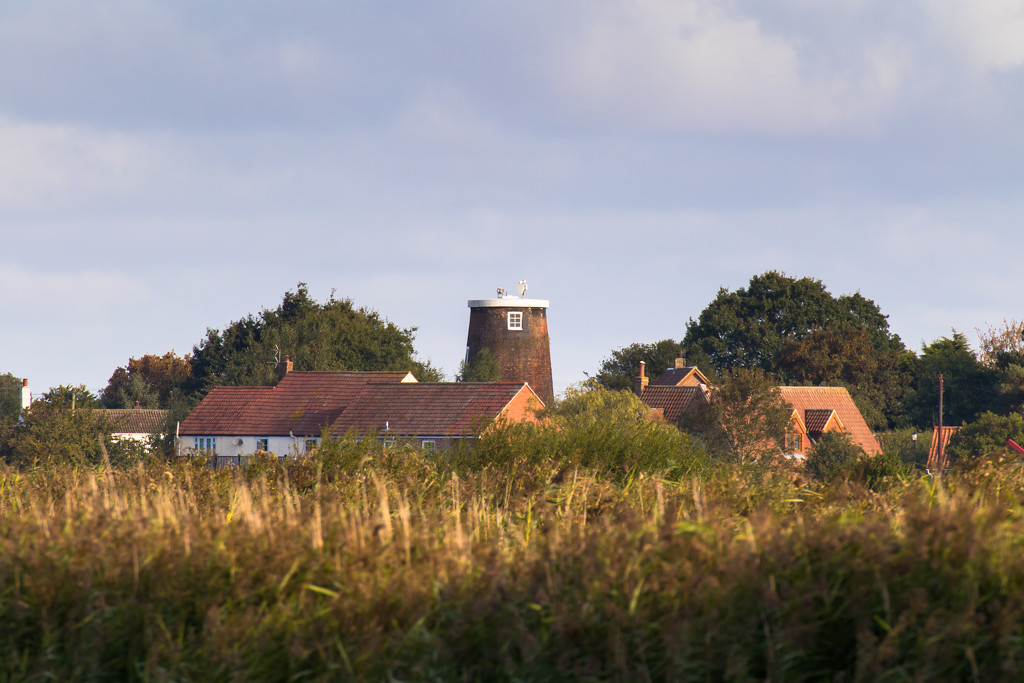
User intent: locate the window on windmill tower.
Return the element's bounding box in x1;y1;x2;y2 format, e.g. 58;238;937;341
508;311;523;330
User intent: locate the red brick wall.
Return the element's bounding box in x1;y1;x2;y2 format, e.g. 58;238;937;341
466;306;554;404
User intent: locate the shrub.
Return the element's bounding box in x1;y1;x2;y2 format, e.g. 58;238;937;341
804;431;864;481
946;411;1024;466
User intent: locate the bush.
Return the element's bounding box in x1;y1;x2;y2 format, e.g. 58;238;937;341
804;431;864;482
946;411;1024;466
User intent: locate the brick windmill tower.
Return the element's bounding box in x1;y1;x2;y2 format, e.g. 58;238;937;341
465;280;553;404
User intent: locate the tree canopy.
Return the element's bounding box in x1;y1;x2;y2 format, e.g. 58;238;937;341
682;271;911;429
456;348;501;383
100;352;192;409
186;284;441;396
0;373;22;421
593;340;712;391
677;367;790;464
903;332;999;429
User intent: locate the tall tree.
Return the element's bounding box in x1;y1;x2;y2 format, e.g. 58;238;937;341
0;373;22;421
100;352;192;408
186;284;441;396
593;340;711;391
682;271;910;428
456;348;501;382
5;386;108;468
677;367;790;464
903;332;999;429
977;319;1024;413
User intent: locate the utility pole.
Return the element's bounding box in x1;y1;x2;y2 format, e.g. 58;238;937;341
938;373;944;469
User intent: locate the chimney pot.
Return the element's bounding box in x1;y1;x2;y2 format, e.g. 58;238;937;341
634;361;649;396
277;354;294;380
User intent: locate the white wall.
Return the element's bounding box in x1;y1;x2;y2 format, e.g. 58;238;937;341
178;435;319;458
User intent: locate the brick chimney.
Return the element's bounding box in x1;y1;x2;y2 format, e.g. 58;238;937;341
675;355;686;369
276;354;294;381
634;361;649;396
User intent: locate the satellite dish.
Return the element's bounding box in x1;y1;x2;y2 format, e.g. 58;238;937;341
518;280;528;297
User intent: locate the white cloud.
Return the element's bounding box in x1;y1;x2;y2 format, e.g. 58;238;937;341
926;0;1024;71
548;0;910;134
0;118;154;211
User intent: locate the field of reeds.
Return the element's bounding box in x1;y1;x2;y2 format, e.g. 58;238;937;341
4;430;1024;681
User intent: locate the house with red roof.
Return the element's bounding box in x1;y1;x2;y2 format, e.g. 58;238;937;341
177;365;543;460
98;407;169;450
925;425;960;471
778;386;881;457
634;359;880;458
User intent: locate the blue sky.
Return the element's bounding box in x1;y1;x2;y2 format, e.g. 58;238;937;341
2;0;1023;396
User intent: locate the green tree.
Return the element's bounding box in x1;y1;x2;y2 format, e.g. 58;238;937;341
903;332;998;429
804;431;864;481
456;348;501;382
539;384;710;477
593;340;685;390
186;283;439;396
100;352;192;409
5;385;109;468
682;272;910;428
678;367;790;464
944;412;1024;465
0;373;22;421
977;319;1024;413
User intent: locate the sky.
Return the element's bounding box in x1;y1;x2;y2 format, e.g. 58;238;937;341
2;0;1024;397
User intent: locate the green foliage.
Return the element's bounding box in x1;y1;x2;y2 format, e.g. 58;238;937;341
977;319;1024;413
593;339;696;390
4;386;109;468
861;450;914;489
682;271;910;428
100;352;192;409
0;373;22;421
186;283;435;396
455;347;501;382
679;367;790;463
804;431;865;481
878;427;931;469
945;411;1024;465
904;332;999;429
465;385;712;480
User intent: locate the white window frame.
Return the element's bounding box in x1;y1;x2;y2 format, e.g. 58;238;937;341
421;439;436;451
507;311;523;330
785;433;801;452
305;438;319;453
195;436;216;453
256;438;269;452
383;438;396;449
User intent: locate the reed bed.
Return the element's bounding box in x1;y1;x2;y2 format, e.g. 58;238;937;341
3;451;1024;680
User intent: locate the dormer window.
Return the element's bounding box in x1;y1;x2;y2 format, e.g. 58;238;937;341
507;311;523;330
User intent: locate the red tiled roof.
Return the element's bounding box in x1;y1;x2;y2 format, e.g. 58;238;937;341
98;409;169;435
650;366;710;387
639;385;709;423
778;386;880;455
331;382;536;437
804;408;838;434
179;371;415;436
927;425;961;470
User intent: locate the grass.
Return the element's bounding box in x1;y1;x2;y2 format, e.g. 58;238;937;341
3;444;1024;680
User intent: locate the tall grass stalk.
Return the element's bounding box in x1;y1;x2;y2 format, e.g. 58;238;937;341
3;453;1024;678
